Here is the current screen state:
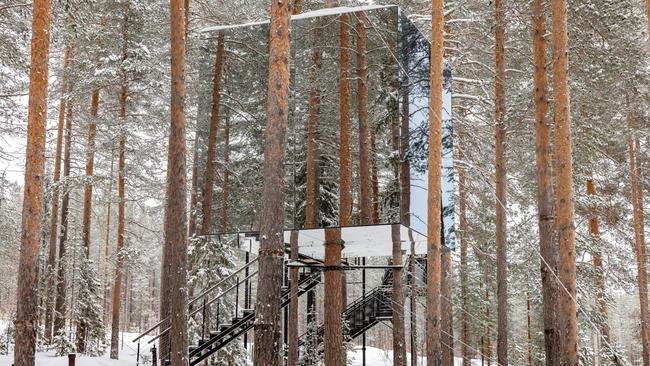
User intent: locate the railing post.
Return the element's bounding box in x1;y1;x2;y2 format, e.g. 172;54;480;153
136;342;140;366
202;297;207;340
235;276;239;318
216;302;220;327
67;353;76;366
152;344;158;366
244;251;250;348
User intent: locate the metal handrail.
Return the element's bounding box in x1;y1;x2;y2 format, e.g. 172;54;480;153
147;270;259;345
132;257;259;342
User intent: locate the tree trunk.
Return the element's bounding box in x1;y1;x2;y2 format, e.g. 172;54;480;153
76;87;100;353
103;148;115;322
551;0;578;363
219;111;231;231
200;31;225;235
493;1;508;364
110;4;129;357
441;247;454;365
625;93;650;366
54;83;74;340
409;242;418;366
532;0;560;363
400;66;411;226
292;0;302;15
356;12;372;225
324;228;345;366
14;1;51;364
392;224;407;366
587;177;611;364
339;12;353;227
44;44;70;344
304;22;322;230
253;1;291;364
427;0;444;364
371;129;380;223
165;0;190;364
188;128;199;237
458;141;470;366
288;231;299;366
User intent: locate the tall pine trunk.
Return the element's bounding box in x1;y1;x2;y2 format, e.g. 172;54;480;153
165;0;190;364
427;0;444;364
14;0;52;364
110;3;129;357
253;1;291;364
493;0;509;364
392;224;407;366
587;177;611;364
356;12;372;225
625;93;650;366
44;44;70;344
324;228;345;366
339;12;353;227
54;82;74;339
103;148;115;321
76;87;100;352
441;247;454;365
219;112;231;230
551;0;579;363
201;32;225;235
200;31;225;235
532;0;560;363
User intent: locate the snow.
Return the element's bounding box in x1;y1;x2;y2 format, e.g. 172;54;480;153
347;346;482;366
0;331;153;366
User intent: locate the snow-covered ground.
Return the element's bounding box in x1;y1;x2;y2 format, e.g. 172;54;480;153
0;321;479;366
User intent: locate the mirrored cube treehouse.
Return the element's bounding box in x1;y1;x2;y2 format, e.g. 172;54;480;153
195;5;455;258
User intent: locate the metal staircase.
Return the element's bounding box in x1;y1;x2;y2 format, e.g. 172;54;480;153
132;243;428;366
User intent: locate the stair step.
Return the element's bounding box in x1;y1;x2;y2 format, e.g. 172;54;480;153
209;331;220;338
242;308;254;315
220;324;232;332
189;344;199;352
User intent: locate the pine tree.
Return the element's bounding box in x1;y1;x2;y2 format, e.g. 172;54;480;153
551;0;579;363
253;1;291;365
13;1;52;363
531;0;560;363
427;0;444;364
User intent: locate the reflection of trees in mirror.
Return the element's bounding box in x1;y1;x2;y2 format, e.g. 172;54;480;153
194;6;455;251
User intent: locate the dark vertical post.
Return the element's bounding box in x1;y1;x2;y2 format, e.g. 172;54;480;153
235;276;239;318
362;256;366;366
244;250;250;348
152;344;158;366
68;354;76;366
201;297;207;340
136;342;140;366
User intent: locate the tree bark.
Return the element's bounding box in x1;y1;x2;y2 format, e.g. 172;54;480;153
200;31;225;235
356;12;372;225
304;30;322;229
625;93;650;366
339;12;353;227
253;1;291;364
587;177;611;364
427;0;444;364
219;111;231;231
493;1;508;364
551;0;579;363
76;87;100;352
110;3;129;358
324;228;345;366
441;247;454;365
409;242;418;366
165;0;190;364
103;148;115;322
14;0;51;364
53;82;74;340
371;129;380;223
292;0;302;15
532;0;560;364
44;44;70;344
392;224;407;366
